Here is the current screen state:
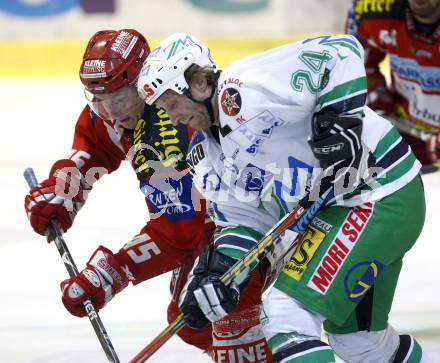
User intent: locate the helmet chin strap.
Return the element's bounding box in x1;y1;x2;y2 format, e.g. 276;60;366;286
184;85;217;126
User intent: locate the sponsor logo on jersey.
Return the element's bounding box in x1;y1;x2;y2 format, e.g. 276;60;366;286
354;0;396;20
221;87;242;116
141;172;195;221
235;163;272;196
391;55;440;92
236;115;246;124
211;338;269;363
344;260;385;303
219;151;240;176
218;77;244;93
311;216;333;233
307;202;374;294
132;109;186;178
187;143;205;174
228;110;285;156
410;48;432;58
283;225;326;281
111;31;138;59
410;101;440;126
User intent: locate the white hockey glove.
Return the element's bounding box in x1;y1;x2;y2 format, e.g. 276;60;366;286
178;247;250;329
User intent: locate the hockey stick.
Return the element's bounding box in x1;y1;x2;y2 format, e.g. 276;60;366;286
388;118;440;175
421;163;440;175
390;117;434;142
129;182;335;363
23;167;120;363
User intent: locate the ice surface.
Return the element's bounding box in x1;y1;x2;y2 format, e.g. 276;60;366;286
1;79;438;362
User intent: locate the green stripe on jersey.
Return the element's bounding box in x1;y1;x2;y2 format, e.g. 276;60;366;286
268;333;335;363
341;127;418;203
259;186;288;220
323;40;362;59
318;76;367;107
373;127;401;160
214;226;262;259
375;152;417;185
406;337;423;363
340;152;417;202
214;226;262;242
281;348;335;363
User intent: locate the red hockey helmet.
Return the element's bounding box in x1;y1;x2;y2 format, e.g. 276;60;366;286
80;29;150;94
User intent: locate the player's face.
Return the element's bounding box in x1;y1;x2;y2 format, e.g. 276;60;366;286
155;90;211;130
85;84;144;129
409;0;440;21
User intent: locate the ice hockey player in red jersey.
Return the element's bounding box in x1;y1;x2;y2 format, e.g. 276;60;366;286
346;0;440;165
23;29;215;354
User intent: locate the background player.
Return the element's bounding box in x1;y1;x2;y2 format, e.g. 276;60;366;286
346;0;440;165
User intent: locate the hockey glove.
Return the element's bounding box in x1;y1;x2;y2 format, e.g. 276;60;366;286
309;111;376;192
366;72;399;117
24;159;91;241
179;247;250;329
426;133;440;164
60;246;129;317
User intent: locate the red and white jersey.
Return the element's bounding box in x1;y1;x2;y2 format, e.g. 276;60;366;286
346;0;440;134
66;105;213;284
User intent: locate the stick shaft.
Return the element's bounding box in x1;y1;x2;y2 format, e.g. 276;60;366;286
130;185;334;363
24;167;120;363
420;163;440;174
391;117;434;142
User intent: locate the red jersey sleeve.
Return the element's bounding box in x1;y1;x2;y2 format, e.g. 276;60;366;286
345;0;400;113
68;106;127;178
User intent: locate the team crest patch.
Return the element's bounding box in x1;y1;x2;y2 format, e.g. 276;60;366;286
221;88;242;116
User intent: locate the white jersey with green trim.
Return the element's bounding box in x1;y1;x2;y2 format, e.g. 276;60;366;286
187;128;296;275
215;34;421;215
187;128;282;235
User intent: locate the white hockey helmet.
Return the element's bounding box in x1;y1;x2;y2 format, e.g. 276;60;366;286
137;33;218;105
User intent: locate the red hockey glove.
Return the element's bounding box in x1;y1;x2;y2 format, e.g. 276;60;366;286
366;72;398;117
24;159;91;241
60;246;129;317
426;133;440;164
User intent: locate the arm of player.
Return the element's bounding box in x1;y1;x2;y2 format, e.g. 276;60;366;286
24;106;125;241
61;214;212;318
177;216;262;328
61;246;129;317
304;35;375;188
70;106;125;175
178;245;250;328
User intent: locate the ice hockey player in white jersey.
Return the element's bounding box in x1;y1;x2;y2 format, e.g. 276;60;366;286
138;33;431;363
140;39;300;363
